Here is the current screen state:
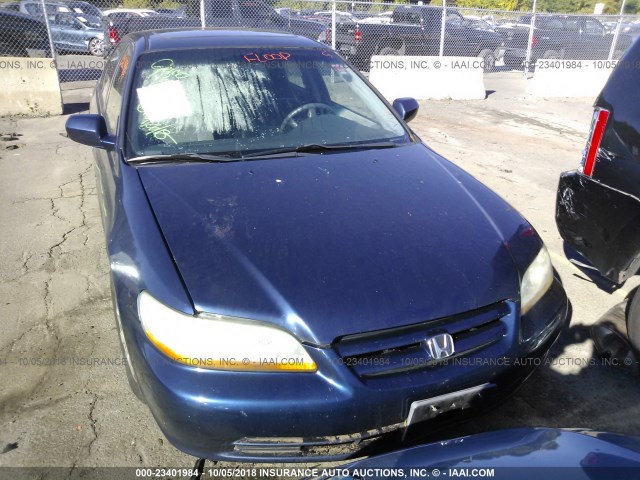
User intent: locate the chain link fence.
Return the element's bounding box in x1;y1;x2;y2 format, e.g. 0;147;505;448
0;0;639;92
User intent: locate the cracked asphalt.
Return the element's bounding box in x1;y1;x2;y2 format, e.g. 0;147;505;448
1;72;640;477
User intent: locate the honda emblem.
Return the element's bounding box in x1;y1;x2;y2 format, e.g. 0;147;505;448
424;333;455;360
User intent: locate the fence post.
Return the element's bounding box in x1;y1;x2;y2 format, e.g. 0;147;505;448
524;0;537;75
331;0;337;50
39;0;57;61
200;0;206;29
439;0;446;56
608;0;627;60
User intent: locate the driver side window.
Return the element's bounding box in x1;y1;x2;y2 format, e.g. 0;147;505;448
104;45;133;133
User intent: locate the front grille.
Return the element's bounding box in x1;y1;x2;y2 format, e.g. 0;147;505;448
334;301;512;378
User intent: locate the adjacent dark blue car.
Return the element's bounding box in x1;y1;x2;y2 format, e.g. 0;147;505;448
65;29;568;462
332;428;640;480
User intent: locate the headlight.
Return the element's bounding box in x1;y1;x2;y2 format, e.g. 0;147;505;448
520;245;554;315
138;291;317;372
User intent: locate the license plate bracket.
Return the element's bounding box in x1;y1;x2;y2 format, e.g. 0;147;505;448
404;383;495;432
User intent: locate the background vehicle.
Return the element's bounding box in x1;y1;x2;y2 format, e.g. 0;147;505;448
274;7;302;18
305;10;357;25
65;29;567;462
360;11;393;24
0;2;21;11
465;16;496;32
64;0;102;18
20;0;71;16
155;7;186;17
338;5;503;71
103;0;326;56
498;14;633;67
103;8;159;18
0;10;50;57
556;39;640;364
48;12;104;56
622;21;640;40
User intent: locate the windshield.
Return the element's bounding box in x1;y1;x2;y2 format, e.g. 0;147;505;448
126;47;410;159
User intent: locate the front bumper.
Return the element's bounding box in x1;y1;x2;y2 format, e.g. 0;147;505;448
122;281;568;462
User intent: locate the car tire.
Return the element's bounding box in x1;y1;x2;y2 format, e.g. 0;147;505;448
591;303;639;375
478;49;496;72
626;288;640;353
88;37;103;57
378;46;400;56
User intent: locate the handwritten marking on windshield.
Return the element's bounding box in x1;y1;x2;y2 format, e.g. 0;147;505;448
150;58;190;81
139;118;177;144
244;52;291;63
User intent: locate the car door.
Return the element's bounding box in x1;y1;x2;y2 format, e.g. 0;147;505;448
66;16;88;50
51;14;84;50
389;8;430;56
48;14;67;49
442;11;474;56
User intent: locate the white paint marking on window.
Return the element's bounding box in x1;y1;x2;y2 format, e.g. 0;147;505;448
137;80;193;122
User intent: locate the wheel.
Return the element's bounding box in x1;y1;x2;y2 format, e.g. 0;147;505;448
542;49;560;59
591;303;638;374
280;103;336;131
478;48;496;72
88;37;104;57
378;46;400;56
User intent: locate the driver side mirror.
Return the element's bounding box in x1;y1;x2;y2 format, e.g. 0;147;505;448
65;114;115;150
392;97;419;123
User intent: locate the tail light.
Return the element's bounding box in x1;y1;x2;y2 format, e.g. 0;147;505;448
581;108;610;177
532;35;537;47
108;24;121;45
326;27;331;43
355;25;361;43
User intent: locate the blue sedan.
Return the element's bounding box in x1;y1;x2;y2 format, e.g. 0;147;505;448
48;12;104;56
65;29;568;462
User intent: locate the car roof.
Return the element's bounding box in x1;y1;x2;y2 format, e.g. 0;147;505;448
20;0;68;4
104;8;155;13
127;29;323;52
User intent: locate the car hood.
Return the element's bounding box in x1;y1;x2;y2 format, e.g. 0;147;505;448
138;143;521;345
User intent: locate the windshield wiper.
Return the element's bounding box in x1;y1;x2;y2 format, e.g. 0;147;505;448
129;142;401;164
242;142;400;159
127;153;241;165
